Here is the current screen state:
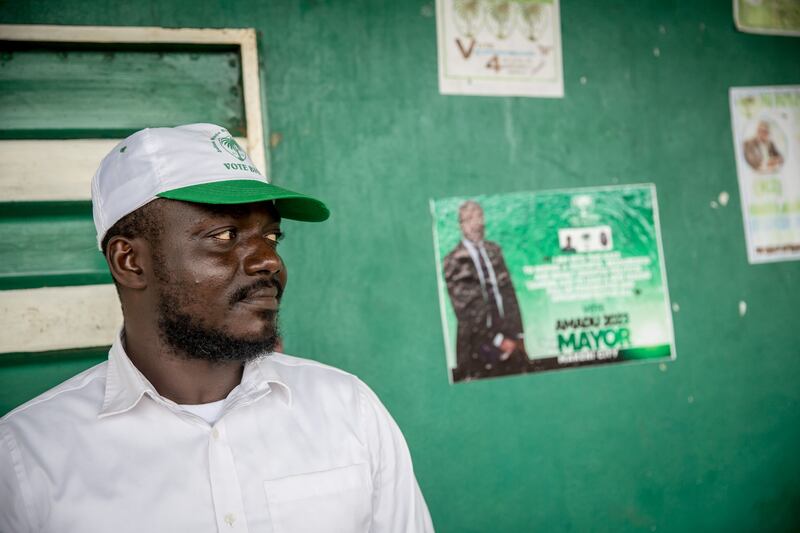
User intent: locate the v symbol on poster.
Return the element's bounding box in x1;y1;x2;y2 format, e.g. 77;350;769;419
455;38;475;59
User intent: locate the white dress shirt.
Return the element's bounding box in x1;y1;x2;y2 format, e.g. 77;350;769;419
0;336;434;533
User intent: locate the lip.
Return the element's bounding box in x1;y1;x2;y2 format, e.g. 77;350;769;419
246;287;278;299
238;287;280;310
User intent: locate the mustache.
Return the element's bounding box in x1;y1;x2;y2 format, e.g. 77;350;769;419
229;278;284;306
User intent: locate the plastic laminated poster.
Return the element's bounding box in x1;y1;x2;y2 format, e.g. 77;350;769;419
430;184;675;384
730;85;800;263
435;0;564;97
733;0;800;36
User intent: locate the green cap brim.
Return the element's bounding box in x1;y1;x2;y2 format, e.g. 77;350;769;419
157;179;329;222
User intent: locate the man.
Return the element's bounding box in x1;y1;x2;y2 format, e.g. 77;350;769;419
0;124;433;532
443;201;527;382
744;120;784;173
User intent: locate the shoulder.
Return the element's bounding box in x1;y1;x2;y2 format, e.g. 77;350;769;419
2;362;107;424
484;240;503;254
264;354;395;437
1;362;108;435
444;241;467;261
1;362;108;469
265;353;372;403
444;242;470;271
268;352;357;380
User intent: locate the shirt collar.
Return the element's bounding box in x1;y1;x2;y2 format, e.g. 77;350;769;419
462;238;483;252
241;354;293;407
99;331;292;419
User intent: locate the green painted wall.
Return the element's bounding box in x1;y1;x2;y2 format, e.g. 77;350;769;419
1;1;799;531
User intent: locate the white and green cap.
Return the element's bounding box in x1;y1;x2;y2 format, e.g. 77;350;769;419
91;123;329;249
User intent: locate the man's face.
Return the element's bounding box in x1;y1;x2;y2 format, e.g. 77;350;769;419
149;199;287;362
459;204;485;243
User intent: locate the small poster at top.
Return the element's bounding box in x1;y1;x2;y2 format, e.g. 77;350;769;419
733;0;800;36
435;0;564;98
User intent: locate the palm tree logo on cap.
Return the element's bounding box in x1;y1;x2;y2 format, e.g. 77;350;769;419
218;135;247;161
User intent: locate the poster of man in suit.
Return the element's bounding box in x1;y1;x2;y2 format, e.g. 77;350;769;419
443;201;528;382
431;185;675;383
743;120;784;173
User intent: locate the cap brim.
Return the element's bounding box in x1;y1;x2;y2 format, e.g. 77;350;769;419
157;179;329;222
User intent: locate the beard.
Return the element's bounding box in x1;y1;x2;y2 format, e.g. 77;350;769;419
156;283;280;363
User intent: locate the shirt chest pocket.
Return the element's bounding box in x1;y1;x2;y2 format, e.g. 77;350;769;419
264;463;373;533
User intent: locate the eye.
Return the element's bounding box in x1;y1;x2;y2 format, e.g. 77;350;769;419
265;231;284;243
212;229;237;241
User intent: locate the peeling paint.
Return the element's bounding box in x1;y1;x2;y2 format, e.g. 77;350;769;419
710;200;719;209
739;300;747;317
672;302;680;312
718;191;729;206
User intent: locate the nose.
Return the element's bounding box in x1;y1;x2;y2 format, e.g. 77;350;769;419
242;235;283;277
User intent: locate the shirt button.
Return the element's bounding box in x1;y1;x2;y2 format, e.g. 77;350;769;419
224;513;236;527
211;428;220;440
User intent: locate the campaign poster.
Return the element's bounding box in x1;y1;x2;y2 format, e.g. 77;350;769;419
435;0;564;97
730;86;800;263
430;185;675;383
733;0;800;36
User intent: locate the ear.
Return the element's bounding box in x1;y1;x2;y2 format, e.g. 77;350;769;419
106;236;149;290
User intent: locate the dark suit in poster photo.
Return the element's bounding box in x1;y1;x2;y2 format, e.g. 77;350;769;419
443;201;527;382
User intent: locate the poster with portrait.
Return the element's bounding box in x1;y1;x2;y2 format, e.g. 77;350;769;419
733;0;800;36
730;86;800;263
430;184;675;383
435;0;564;97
